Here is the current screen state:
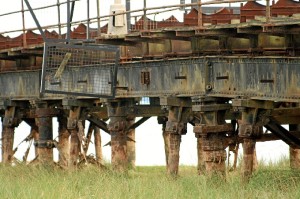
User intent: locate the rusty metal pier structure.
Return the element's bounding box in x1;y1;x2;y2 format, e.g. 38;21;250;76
2;0;300;180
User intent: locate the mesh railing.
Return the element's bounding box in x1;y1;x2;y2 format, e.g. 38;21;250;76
41;42;119;98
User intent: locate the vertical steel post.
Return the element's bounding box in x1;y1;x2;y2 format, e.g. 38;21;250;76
126;0;131;32
143;0;148;30
96;0;101;35
266;0;271;23
57;0;62;38
21;0;27;47
87;0;90;40
197;0;203;28
67;0;71;42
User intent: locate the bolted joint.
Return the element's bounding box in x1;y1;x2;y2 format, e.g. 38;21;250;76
2;117;19;127
194;123;233;138
239;124;262;138
108;120;127;132
165;121;187;135
204;150;227;163
34;140;56;149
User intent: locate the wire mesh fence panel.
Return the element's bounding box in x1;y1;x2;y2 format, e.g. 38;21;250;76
41;42;119;98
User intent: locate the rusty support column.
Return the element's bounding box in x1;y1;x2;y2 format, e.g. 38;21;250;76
1;107;19;164
67;107;81;168
2;108;17;164
94;126;103;165
127;118;136;169
109;116;128;171
158;116;169;166
289;124;300;169
84;123;94;154
1;126;14;164
58;116;70;168
35;109;54;164
163;126;170;166
203;134;227;175
238;110;261;182
165;107;187;175
197;137;205;175
30;123;39;158
192;97;232;177
242;138;256;179
108;100;133;172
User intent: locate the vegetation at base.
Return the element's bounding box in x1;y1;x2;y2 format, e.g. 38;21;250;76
0;158;300;199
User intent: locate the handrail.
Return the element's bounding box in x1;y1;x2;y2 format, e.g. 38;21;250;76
0;0;265;36
0;0;79;17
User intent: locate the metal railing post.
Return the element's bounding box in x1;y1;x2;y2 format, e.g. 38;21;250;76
143;0;148;30
21;0;27;47
67;0;71;42
97;0;101;35
198;0;203;28
266;0;271;23
57;0;62;38
87;0;90;39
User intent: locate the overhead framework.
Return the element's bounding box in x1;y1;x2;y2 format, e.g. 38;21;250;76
1;0;300;181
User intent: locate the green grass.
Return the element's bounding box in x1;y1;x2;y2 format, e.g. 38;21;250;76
0;159;300;199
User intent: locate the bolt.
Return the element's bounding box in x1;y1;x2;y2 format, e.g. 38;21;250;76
206;84;213;91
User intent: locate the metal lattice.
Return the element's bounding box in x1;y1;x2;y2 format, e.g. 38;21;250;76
41;42;119;98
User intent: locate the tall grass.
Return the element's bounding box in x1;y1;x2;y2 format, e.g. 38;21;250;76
0;158;300;199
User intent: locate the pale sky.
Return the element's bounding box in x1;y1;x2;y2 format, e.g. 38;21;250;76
0;0;289;166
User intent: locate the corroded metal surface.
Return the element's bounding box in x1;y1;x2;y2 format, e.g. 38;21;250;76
35;116;53;164
165;106;188;175
127;119;136;169
2;1;300;178
94;126;103;165
242;139;256;181
1;126;14;164
58;117;70;168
